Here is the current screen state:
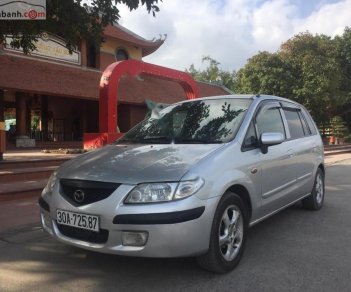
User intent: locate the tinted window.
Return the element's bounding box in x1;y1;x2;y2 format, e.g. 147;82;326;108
256;108;285;138
119;98;252;144
284;109;304;139
301;109;318;135
298;111;311;136
243;122;258;150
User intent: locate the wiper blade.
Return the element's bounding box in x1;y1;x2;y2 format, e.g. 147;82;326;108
117;136;171;143
116;138;135;143
138;136;173;143
143;136;171;140
175;138;223;144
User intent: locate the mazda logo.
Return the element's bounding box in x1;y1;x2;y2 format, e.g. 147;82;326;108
73;189;85;203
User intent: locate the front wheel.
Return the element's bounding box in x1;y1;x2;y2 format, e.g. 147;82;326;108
301;168;325;210
196;192;248;273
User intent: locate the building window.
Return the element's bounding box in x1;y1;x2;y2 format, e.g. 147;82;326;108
115;48;129;61
87;43;97;68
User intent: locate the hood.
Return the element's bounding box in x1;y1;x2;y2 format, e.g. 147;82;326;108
57;143;222;184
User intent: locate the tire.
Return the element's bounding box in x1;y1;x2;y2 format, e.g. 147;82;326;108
301;168;325;210
196;192;248;274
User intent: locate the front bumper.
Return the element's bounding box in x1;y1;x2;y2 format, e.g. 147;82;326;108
40;184;220;258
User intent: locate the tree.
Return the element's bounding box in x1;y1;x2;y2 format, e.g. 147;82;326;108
234;30;351;127
186;56;236;91
334;27;351;130
330;116;349;140
335;27;351;96
234;51;295;97
0;0;160;54
279;32;343;125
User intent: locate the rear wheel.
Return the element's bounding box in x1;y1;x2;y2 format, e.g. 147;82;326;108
301;168;325;210
197;192;248;273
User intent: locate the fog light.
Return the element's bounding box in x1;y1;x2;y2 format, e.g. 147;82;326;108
122;231;148;246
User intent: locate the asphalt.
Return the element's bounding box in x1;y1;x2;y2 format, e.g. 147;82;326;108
0;157;350;291
1;152;351;234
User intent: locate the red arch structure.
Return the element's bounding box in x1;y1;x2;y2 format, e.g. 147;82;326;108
84;59;200;149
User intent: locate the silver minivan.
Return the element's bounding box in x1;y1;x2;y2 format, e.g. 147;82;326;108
39;94;325;273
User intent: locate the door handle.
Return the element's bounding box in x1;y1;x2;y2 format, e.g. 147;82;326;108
251;168;258;174
287;149;295;158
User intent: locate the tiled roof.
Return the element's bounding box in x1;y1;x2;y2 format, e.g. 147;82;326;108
103;25;165;57
0;54;229;103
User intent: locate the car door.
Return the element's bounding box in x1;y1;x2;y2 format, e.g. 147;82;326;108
254;102;298;216
281;103;317;198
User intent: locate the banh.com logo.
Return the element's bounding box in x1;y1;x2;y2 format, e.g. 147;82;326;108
0;0;46;20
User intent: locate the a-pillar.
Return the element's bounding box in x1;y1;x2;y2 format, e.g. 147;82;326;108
16;92;27;137
0;90;5;160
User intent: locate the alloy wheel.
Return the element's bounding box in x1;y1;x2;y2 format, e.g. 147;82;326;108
218;205;243;262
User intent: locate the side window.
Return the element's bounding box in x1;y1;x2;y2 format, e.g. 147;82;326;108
256;107;286;138
243;122;258;150
283;109;305;139
298;111;311;136
301;109;317;135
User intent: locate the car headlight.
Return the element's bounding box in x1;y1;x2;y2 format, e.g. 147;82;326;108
42;171;58;195
125;178;204;204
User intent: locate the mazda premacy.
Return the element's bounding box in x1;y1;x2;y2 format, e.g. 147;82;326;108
39;94;325;273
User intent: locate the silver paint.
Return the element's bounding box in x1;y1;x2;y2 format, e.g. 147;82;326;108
40;94;324;258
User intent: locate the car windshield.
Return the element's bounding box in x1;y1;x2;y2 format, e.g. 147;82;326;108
118;98;252;144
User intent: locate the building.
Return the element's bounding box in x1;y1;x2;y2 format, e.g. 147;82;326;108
0;24;230;147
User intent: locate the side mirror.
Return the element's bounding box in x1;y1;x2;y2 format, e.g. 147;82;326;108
260;132;284;154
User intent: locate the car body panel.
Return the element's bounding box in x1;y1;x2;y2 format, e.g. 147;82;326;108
40;94;324;258
56;143;223;184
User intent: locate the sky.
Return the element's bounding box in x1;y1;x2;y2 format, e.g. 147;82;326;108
117;0;351;72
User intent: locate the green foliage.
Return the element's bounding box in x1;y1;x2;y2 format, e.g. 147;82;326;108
235;29;351;126
334;27;351;97
0;0;160;54
280;33;343;124
186;56;236;92
234;51;295;97
330;116;349;139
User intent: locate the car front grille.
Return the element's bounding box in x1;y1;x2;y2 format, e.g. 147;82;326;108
57;223;109;244
60;179;121;206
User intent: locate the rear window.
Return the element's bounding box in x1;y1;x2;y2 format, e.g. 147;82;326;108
283;109;305;139
301;109;318;135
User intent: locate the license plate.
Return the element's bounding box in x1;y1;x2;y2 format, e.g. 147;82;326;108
56;209;99;232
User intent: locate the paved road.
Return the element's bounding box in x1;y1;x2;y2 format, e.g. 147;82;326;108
0;160;350;292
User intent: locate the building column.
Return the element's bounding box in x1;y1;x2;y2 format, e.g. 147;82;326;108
80;39;87;67
82;102;87;135
15;92;27;137
0;90;5;160
41;95;48;141
26;98;31;134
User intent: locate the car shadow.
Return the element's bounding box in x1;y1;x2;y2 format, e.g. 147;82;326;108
0;162;350;291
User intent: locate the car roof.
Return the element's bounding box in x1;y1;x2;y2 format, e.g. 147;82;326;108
175;94;302;107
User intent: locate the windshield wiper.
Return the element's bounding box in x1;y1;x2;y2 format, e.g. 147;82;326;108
116;138;136;143
139;136;173;143
174;138;223;144
117;136;171;143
